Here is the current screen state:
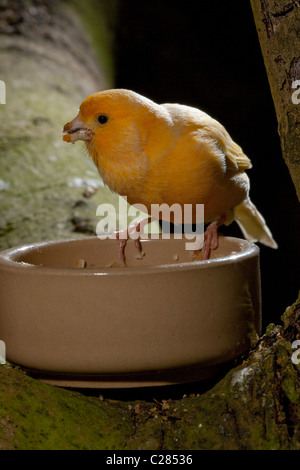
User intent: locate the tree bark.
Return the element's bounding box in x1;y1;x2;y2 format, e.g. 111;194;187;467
250;0;300;201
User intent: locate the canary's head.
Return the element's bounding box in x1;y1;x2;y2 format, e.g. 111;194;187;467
63;89;163;156
63;89;171;193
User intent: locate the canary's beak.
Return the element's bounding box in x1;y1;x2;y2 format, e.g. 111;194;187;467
62;115;94;143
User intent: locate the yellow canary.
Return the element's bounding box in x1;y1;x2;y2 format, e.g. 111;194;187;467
63;89;277;259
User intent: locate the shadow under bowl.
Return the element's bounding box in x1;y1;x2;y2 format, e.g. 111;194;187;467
0;236;261;388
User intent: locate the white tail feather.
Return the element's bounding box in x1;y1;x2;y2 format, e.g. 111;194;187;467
234;198;278;249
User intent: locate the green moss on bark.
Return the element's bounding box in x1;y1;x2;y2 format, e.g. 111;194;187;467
0;365;133;450
0;0;119;251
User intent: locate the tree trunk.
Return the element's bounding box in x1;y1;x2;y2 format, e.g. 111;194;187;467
250;0;300;201
0;0;119;251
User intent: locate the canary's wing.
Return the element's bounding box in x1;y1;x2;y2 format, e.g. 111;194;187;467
163;103;252;173
201;121;252;173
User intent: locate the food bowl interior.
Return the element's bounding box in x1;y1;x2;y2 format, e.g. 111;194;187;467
11;235;253;269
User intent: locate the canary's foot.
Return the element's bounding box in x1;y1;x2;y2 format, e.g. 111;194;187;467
113;217;152;266
118;238;127;265
113;227;130;265
201;215;226;260
202;221;219;260
114;230;140;266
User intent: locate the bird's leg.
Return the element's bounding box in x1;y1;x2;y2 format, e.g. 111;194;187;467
202;221;219;260
114;227;134;266
113;217;153;265
116;237;127;265
202;215;226;260
130;217;153;239
130;218;151;254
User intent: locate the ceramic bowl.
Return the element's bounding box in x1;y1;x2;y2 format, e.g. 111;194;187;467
0;236;261;388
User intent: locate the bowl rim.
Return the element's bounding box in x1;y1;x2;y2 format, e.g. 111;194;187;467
0;236;260;277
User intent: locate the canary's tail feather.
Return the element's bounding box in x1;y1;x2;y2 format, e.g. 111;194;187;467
234;198;278;249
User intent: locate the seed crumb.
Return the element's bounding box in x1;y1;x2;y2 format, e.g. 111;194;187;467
76;259;86;268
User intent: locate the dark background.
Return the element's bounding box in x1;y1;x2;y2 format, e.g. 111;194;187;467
113;1;299;330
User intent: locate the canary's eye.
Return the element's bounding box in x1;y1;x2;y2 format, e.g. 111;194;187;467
97;115;109;125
